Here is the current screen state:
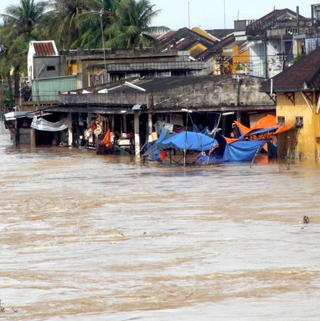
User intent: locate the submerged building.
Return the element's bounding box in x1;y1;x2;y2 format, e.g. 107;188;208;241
262;47;320;160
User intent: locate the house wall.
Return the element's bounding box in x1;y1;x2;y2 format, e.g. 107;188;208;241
277;93;320;159
249;41;266;77
59;76;274;112
266;40;283;78
32;75;77;101
248;40;283;78
33;56;62;79
231;45;249;74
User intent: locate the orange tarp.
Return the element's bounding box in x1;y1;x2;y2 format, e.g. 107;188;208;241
235;114;277;135
102;129;111;148
253;114;277;130
233;121;251;135
274;125;294;135
224;137;239;144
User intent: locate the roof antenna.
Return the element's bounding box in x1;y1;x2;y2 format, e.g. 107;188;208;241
224;0;226;28
188;0;191;28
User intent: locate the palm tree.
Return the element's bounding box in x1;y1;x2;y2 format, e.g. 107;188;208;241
0;0;47;107
46;0;100;49
1;0;46;40
105;0;167;49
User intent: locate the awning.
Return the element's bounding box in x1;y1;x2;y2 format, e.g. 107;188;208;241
4;111;33;121
31;116;68;132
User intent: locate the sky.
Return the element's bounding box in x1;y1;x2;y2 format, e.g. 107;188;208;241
0;0;317;30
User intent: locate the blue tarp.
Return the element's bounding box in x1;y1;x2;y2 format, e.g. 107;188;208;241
198;139;266;164
223;140;266;162
158;131;218;151
242;126;279;138
143;130;172;158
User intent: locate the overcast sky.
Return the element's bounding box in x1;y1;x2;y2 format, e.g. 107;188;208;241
0;0;317;30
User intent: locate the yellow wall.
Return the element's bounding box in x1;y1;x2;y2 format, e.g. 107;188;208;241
225;44;249;74
192;27;219;41
189;43;208;57
277;93;320;159
219;43;250;75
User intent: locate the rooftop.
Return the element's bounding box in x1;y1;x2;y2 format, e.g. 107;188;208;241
32;41;58;56
261;47;320;92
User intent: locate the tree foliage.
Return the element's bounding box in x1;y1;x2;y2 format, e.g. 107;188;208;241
0;0;165;107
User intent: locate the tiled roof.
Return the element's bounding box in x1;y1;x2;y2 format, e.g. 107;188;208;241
33;42;57;56
247;9;308;36
157;30;176;41
261;48;320;92
206;29;234;40
160;27;217;54
198;35;235;61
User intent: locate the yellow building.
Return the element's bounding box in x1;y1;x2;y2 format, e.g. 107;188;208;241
262;47;320;160
221;40;250;75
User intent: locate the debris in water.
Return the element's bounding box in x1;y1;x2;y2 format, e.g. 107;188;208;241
0;300;5;313
303;216;310;224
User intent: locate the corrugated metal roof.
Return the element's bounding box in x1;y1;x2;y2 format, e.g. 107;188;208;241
33;42;57;56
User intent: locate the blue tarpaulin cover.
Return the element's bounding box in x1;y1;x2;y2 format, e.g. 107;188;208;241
198;139;267;164
222;140;266;162
242;126;279;138
158;131;218;151
143;130;172;158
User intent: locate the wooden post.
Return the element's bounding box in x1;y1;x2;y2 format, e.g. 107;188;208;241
68;113;73;147
15;120;19;146
134;111;140;158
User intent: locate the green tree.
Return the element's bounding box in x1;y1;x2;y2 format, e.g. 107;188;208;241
0;0;47;107
105;0;167;49
46;0;100;49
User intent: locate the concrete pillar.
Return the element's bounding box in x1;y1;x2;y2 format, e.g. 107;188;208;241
68;113;73;147
122;114;127;133
237;111;242;122
222;115;227;134
30;128;36;147
147;113;153;142
111;115;115;131
134;112;140;158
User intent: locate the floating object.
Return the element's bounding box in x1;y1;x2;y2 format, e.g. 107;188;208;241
303;216;310;224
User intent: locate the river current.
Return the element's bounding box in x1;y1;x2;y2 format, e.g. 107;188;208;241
0;130;319;321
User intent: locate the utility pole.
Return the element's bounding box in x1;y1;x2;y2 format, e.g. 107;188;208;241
99;10;107;83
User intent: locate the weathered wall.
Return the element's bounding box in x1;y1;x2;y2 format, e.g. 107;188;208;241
58;76;274;112
33;56;62;79
150;76;273;110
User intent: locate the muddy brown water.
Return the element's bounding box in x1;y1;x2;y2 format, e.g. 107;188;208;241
0;131;319;321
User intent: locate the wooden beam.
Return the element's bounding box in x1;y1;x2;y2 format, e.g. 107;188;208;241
267;93;276;104
284;92;295;105
304;92;314;105
301;92;313;111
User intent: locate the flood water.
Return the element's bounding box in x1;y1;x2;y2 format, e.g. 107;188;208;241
0;129;320;321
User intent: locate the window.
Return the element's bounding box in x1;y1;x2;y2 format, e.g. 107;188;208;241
277;116;285;125
296;116;303;128
46;65;56;71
